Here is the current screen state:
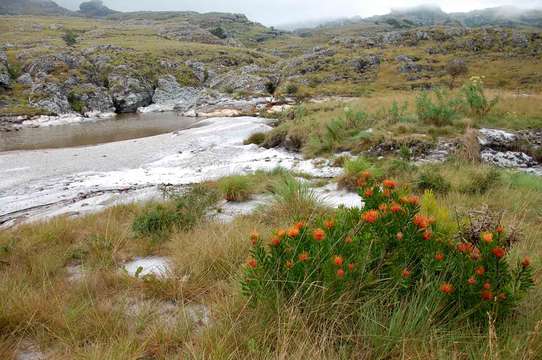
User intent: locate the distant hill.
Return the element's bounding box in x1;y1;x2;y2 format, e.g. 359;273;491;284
0;0;72;16
78;0;118;18
293;6;542;31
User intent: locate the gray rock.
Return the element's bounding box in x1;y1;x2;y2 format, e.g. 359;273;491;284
0;63;10;88
30;82;72;115
481;149;535;169
209;67;268;94
17;73;33;85
108;71;154;113
186;61;213;83
71;83;115;114
478;128;517;149
0;49;7;65
152;75;197;107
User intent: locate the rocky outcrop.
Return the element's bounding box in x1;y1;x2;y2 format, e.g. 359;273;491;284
477;128;541;170
30;82;72;115
70;83;115;114
108;69;154;113
0;49;10;88
208;65;269;94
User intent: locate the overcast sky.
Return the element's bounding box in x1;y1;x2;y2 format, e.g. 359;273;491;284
55;0;542;26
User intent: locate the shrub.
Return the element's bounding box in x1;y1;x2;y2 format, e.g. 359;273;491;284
415;90;459;126
210;27;227;39
218;175;254;202
242;176;533;323
132;184;220;238
446;59;468;88
460;167;500;194
417;169;451;194
461;77;498;119
62;30;78;46
285;83;299;95
244;132;266;146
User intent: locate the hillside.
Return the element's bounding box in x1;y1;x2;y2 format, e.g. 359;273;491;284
0;0;72;16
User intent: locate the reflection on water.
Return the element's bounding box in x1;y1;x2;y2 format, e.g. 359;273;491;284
0;112;200;152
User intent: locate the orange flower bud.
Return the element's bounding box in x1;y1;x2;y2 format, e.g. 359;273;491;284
298;252;309;262
362;210;379;223
434;252;445;261
333;255;344;266
521;256;531;268
247;258;257;269
467;277;477;285
288;227;300;238
324;219;335;229
383;179;397;189
396;232;404;241
482;232;493;243
313;228;326;241
402;268;411;278
492;247;506;259
336;268;345;278
440;282;454;294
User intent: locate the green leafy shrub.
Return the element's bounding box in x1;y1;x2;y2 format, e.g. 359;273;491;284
218;175;254;202
460;167;500;194
62;30;78;46
417;169;451;194
242;176;533;323
132;184;220;238
243;132;266;146
415;90;459;126
461;76;498;119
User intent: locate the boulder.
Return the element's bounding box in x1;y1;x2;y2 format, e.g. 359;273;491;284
16;73;33;85
481;149;535;169
30;82;72;115
108;70;154;113
69;83;115;114
208;66;269;94
478;128;517;149
0;49;10;88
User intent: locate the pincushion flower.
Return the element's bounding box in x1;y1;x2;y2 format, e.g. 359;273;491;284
390;203;402;213
383;179;397;189
344;236;353;244
414;214;430;229
270;236;281;247
440;282;454;294
313;228;326;241
481;290;493;301
423;230;432;241
298;251;309;262
483;282;491;290
467;276;477;285
364;188;374;197
348;263;355;271
288;227;300;238
362;210;379;223
250;230;259;245
396;232;404;241
496;225;505;234
521;256;531;268
324;219;335;229
482;232;493;243
277;229;286;238
434;252;445;261
492;247;506;259
336;268;345;278
402;268;411;278
475;266;486;276
333;255;344;266
247;258;257;269
294;221;305;230
285;260;294;269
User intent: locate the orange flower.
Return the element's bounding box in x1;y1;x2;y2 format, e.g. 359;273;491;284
402;268;411;279
457;242;473;254
247;258;257;269
294;221;305;230
383;189;391;197
356;177;366;188
413;214;430;229
364;188;374;197
492;247;506;259
496;225;505;234
407;195;420;206
288;227;300;238
362;170;372;179
471;247;481;260
250;230;259;245
423;230;432;241
396;232;404;241
521;256;531;268
344;236;353;244
483;282;491;290
383;179;397;189
333;255;344;266
390;203;402;213
270;236;281;247
348;263;355;271
362;210;379;223
434;252;445;261
324;219;335;229
336;268;345;278
467;276;477;285
313;228;326;242
298;251;309;262
481;290;493;301
440;282;454;295
379;203;388;212
285;260;294;269
482;232;493;243
277;229;286;238
475;266;486;277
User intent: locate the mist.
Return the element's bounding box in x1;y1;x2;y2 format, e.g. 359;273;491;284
53;0;542;26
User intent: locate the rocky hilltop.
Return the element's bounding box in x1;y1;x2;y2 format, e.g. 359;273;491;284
0;3;541;127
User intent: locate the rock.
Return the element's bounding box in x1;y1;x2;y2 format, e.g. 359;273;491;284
17;73;33;85
30;82;72;115
186;61;214;83
71;83;115;114
481;149;535;169
123;257;171;277
108;71;154;113
478;128;517;149
0;49;7;65
152;75;185;104
209;66;270;94
0;49;10;88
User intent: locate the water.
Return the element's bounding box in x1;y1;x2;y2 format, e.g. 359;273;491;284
0;112;199;152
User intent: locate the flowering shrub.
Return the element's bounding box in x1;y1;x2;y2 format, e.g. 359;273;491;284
462;76;499;119
242;172;534;322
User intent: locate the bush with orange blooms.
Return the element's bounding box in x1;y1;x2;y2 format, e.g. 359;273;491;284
242;174;534;321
